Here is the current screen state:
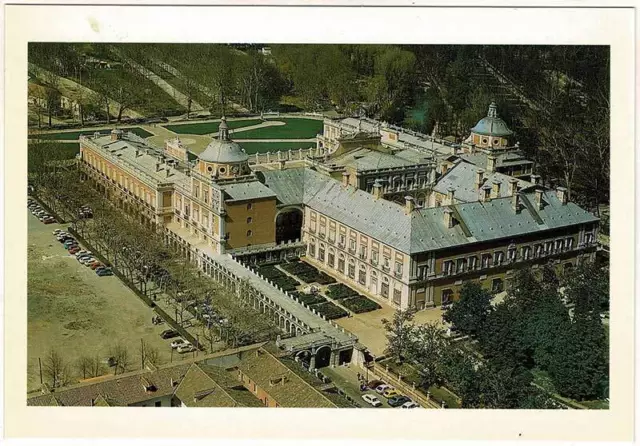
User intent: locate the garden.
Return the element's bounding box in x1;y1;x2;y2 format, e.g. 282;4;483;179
289;291;327;306
164;119;263;135
340;295;381;314
325;283;359;300
232;118;323;140
310;302;349;320
280;261;336;285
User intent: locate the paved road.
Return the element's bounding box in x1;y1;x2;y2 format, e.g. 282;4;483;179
321;365;394;409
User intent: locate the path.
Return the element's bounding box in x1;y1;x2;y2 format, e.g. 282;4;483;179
111;49;205;113
28;63;143;119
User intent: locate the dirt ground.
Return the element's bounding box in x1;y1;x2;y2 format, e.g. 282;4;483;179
334;304;444;357
27;212;173;392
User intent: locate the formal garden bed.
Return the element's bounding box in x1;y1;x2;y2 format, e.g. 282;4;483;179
325;283;359;300
255;264;287;280
340;295;381;314
310;302;349;320
289;291;327;306
164;119;263;135
280;261;336;285
233;118;323;140
270;275;300;292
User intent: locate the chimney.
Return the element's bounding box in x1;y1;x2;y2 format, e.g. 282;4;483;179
446;186;455;205
508;178;518;196
404;196;415;214
475;169;485;190
135;149;141;158
278;160;286;170
165;169;171;178
530;174;540;185
341;172;350;188
441;162;449;175
486;154;497;173
556;186;568;205
491;179;501;199
443;208;454;228
155;162;161;172
372;180;383;200
480;184;492;202
535;188;544;210
511;192;521;213
450;145;457;155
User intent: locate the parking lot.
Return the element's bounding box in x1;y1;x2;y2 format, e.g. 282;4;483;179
27;210;177;392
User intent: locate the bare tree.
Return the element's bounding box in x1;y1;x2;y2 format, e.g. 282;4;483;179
43;349;71;388
76;355;93;380
109;343;130;375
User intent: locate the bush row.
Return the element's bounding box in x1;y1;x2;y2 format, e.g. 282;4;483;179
289;291;328;306
271;275;300;292
325;283;359;300
341;295;381;314
311;302;349;320
256;265;286;279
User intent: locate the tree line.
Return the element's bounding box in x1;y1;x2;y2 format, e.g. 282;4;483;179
383;261;609;408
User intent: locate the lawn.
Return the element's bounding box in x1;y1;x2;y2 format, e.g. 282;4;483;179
233;118;323;140
164;119;263;135
29;127;154;140
27;212;171;393
239;141;317;154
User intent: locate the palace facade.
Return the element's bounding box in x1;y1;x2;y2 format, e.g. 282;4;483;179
78;107;599;311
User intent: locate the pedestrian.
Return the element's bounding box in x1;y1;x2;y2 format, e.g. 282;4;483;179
153;293;157;302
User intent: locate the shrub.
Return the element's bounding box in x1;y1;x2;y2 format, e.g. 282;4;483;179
312;302;349;320
326;283;359;300
289;291;327;306
256;265;286;279
341;295;381;314
270;275;300;292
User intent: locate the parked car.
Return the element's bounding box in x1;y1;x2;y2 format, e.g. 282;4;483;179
375;384;392;394
63;240;77;248
80;257;97;266
171;338;190;349
362;394;383;407
160;329;179;339
90;261;104;270
177;344;197;354
366;380;384;390
52;229;64;235
383;388;400;399
401;401;420;409
388;395;411;407
43;217;56;224
96;268;113;276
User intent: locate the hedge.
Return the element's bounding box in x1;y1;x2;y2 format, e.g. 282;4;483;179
270;275;300;292
326;283;359;300
340;295;381;314
256;265;286;279
312;302;349;320
289;291;327;306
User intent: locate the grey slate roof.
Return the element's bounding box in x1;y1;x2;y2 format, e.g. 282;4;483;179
222;181;276;202
433;160;533;203
470;102;513;137
198;139;249;163
330;147;415;171
260;167;597;255
459;151;533;169
260;168;307;207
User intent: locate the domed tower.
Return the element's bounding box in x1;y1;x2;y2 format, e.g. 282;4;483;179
466;101;513;149
196;117;251;178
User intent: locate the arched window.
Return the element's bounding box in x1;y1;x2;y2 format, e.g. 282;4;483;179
327;248;335;267
381;276;390;298
348;259;356;279
358;264;367;285
318;243;325;262
338;253;345;273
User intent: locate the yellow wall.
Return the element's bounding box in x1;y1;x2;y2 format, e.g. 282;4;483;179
225;199;277;249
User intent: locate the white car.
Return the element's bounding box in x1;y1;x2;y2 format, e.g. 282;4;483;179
80;257;97;266
362;394;382;407
52;229;64;235
177;344;197;354
375;384;391;394
75;250;92;258
170;338;189;349
401;401;420;409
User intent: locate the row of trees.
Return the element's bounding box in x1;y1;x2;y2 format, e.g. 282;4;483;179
383;261;609;407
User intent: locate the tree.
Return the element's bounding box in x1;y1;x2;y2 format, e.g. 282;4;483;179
474;363;536;409
109;343;130;375
442;282;492;337
562;261;609;314
43;349;70;388
381;307;417;363
76;355;93;380
139;339;160;369
408;322;450;388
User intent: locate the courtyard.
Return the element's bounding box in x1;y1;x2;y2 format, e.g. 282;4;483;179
27;211;172;392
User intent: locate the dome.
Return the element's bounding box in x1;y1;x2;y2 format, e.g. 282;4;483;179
198;117;249;163
470;102;513;137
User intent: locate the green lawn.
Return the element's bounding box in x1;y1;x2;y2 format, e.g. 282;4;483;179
238;141;317;154
29;127;153;141
164;119;263;135
233;118;323;140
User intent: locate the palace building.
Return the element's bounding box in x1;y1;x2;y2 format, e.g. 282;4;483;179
78;106;599;311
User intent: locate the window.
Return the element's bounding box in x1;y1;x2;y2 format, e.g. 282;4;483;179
584;233;594;244
507;246;517;262
247;217;252;224
359;266;367;285
246;230;252;237
327;249;335;267
371;250;379;264
247;203;253;210
329;229;336;243
555;239;564;252
468;256;478;270
155;401;161;407
492;278;504;293
349;239;356;252
338;254;345;273
393;286;402;305
417;264;428;279
522;246;531;260
194;185;199;198
534;244;544;258
348;260;356;279
383;257;390;270
544;241;554;254
381;278;389;298
482;138;489;144
395;262;403;276
338;234;346;246
310;220;317;233
318;243;325;262
442;289;454;305
494;251;504;266
360;245;368;260
456;258;467;274
481;254;492;269
442;260;454;275
566;237;574;250
309;243;316;257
